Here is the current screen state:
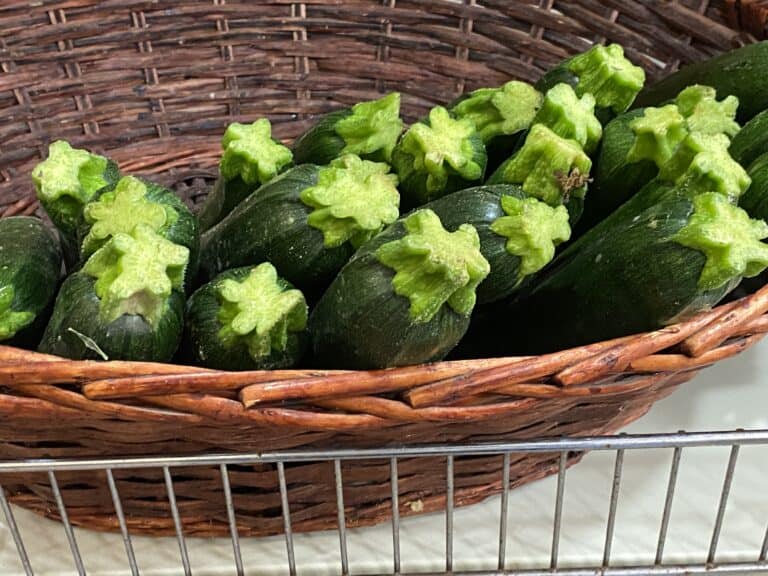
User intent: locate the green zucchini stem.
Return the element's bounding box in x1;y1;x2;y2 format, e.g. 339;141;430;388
451;80;543;143
216;263;308;361
300;154;400;248
675;85;740;137
31;140;119;266
82;175;175;257
219;119;293;185
674;192;768;290
532;83;603;153
490;195;571;280
487;124;592;206
392;105;486;206
626;104;688;167
334;92;404;162
566;43;646;114
83;224;189;327
660;133;751;201
376;209;489;323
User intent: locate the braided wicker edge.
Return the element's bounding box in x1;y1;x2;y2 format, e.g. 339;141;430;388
0;281;763;430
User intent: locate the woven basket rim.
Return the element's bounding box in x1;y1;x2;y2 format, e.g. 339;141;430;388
0;279;763;429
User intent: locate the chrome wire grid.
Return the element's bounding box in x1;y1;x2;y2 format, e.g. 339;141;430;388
1;429;767;576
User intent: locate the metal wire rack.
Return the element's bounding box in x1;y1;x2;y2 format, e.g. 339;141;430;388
1;429;767;576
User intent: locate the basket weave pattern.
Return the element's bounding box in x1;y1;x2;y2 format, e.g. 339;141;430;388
1;0;766;537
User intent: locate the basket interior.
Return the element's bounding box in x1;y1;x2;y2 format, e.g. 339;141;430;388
0;0;745;216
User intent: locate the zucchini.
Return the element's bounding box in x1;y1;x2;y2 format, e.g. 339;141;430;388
536;43;646;123
39;224;189;361
184;263;308;370
735;152;768;293
197;119;293;231
729;108;768;167
200;155;400;297
391;106;487;209
635;41;768;122
292;92;404;165
308;209;489;369
450;80;543;171
31;140;120;269
486;124;592;223
422;185;570;304
78;175;199;277
578;87;741;233
481;191;768;355
0;217;62;345
740;152;768;221
563;133;752;266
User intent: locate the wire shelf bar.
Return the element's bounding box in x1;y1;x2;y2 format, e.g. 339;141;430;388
0;429;766;576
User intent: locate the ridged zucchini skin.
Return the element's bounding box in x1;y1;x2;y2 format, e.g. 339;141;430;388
468;190;737;356
308;220;472;370
38;272;184;362
635;41;768;122
422;185;528;304
183;267;307;371
728;109;768;167
197;175;264;233
78;178;200;279
0;217;62;346
292;110;351;166
199;165;352;297
535;65;578;96
575;109;658;234
741;153;768;221
734;153;768;294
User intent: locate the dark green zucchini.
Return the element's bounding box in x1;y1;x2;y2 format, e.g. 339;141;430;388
578;87;742;234
450;80;543;171
536;43;646;123
78;175;199;279
563;134;752;267
292;92;404;166
0;217;62;346
200;155;400;298
308;209;489;369
729;109;768;167
422;185;570;304
184;263;308;370
31;140;120;270
197;119;293;231
486;124;592;223
635;41;768;122
740;152;768;221
39;225;188;361
476;191;768;355
391;106;487;209
735;152;768;293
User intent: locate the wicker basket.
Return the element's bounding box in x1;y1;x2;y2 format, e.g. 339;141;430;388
0;0;766;538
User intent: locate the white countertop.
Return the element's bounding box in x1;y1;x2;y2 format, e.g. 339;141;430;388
2;339;767;575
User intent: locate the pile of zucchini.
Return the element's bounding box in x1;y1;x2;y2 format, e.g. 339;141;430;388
8;41;768;369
